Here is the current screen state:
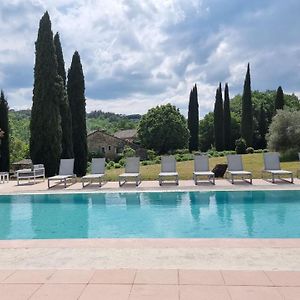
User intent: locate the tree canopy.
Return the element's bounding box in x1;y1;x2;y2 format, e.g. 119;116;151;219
138;104;189;154
187;84;199;152
0;91;9;171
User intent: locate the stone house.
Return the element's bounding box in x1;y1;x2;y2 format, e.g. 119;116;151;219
87;129;147;160
113;129;138;143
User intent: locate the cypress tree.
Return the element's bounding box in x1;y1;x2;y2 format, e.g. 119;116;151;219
241;63;253;146
275;86;284;111
188;84;199;152
68;51;87;176
0;90;9;172
54;32;73;159
258;103;267;149
30;12;62;177
213;83;224;151
223;83;231;150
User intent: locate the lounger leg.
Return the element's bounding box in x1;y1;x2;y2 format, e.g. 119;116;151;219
176;175;179;185
231;174;234;184
212;175;215;185
250;174;252;184
291;173;294;184
159;176;162;186
272;173;275;183
64;179;67;188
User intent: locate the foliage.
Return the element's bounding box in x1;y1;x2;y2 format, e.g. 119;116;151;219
267;110;300;159
30;12;62;177
258;103;267;149
147;149;156;161
138;104;189;154
10;137;29;164
68;51;87;176
199;112;214;151
246;147;254;154
213;83;224;151
87;150;104;162
275;86;284;111
0;91;9;171
223;83;231;150
54;32;73;159
122;145;135;157
241;63;253;146
235;138;247;154
187;84;199;152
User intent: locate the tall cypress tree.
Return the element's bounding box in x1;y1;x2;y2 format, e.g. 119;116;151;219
241;63;253;146
0;90;9;172
30;12;62;176
188;84;199;152
213;83;224;151
54;32;73;159
223;83;231;150
275;86;284;111
68;51;87;176
258;103;267;149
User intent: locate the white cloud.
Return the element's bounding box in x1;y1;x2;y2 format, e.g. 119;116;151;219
0;0;300;118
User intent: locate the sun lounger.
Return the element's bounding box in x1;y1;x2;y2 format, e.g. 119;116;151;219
82;158;105;187
262;152;293;183
193;155;215;185
119;157;141;186
159;155;178;185
226;155;252;184
298;153;300;178
16;164;45;185
48;159;76;188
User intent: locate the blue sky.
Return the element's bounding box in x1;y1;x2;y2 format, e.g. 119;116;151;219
0;0;299;116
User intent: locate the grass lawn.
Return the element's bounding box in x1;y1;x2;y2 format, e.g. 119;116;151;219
105;153;300;181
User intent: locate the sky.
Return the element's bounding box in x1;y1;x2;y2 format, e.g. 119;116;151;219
0;0;300;117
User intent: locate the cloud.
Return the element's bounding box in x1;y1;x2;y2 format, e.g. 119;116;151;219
0;0;300;117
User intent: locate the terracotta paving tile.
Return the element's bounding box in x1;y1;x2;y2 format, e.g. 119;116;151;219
47;270;94;284
79;284;131;300
228;286;283;300
265;271;300;286
90;269;135;284
0;270;15;282
134;269;178;284
129;284;179;300
180;285;231;300
30;283;86;300
4;270;54;283
0;283;41;300
222;270;273;286
278;287;300;300
179;270;224;285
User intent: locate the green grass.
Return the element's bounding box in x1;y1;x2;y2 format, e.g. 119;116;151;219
105;153;300;181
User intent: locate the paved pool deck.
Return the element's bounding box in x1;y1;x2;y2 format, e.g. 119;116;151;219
1;179;300;298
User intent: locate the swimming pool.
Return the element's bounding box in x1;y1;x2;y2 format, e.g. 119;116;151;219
0;190;299;239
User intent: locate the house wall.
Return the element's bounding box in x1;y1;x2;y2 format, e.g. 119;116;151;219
87;131;147;160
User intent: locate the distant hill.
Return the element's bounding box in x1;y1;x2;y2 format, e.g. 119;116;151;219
8;109;141;145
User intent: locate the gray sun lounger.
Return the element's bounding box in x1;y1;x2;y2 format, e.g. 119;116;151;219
226;155;252;184
159;155;178;185
48;159;76;188
193;155;215;185
262;152;293;183
82;158;105;187
119;157;141;187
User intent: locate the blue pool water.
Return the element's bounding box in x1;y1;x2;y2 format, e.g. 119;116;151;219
0;190;299;239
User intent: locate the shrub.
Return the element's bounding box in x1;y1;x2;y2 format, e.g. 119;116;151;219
87;150;104;162
147;149;156;161
235;138;247;154
246;147;254;154
254;149;263;153
114;163;121;168
106;160;115;169
122;145;135;158
280;149;299;162
267;110;300;158
174;149;189;155
263;149;269;153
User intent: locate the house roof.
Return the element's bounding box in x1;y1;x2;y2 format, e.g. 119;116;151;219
114;129;137;139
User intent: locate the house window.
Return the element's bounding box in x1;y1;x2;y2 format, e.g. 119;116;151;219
101;147;105;153
108;145;111;151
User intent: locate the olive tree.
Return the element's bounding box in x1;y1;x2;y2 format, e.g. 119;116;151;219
138;104;189;154
267;110;300;159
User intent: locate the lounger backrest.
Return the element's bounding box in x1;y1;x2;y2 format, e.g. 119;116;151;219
194;155;209;172
161;156;176;172
125;157;140;173
227;155;243;171
33;164;44;170
59;159;74;175
263;152;280;170
91;158;105;174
